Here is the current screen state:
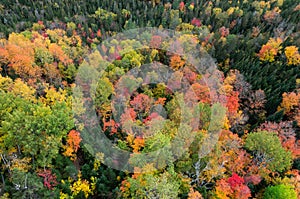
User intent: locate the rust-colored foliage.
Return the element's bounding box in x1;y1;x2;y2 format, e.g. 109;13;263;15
120;180;131;193
220;70;241;118
183;67;197;84
244;174;262;185
263;7;281;23
285;170;300;196
120;108;137;125
227;150;252;176
218;130;251;176
97;29;102;37
222;70;266;131
43;63;62;84
215;178;233;199
294;4;300;11
120;108;138;135
179;1;185;11
191;18;201;27
143;112;160;124
155;97;166;105
167;70;183;90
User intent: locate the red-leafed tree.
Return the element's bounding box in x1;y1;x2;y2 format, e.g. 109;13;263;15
191;18;201;27
183;67;197;84
215;173;251;199
130;93;152;113
103;119;119;135
179;1;185;11
37;169;58;190
120;108;137;124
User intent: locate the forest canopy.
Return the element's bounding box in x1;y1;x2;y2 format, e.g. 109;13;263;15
0;0;299;198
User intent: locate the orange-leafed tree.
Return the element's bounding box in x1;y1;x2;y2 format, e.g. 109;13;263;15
49;43;73;65
257;38;283;62
226;91;240;115
63;130;82;160
191;83;211;104
278;91;300;116
170;55;185;70
103;119;119;135
131;137;145;153
0;33;40;80
188;188;203;199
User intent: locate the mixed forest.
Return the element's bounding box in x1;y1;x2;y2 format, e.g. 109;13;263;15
0;0;300;198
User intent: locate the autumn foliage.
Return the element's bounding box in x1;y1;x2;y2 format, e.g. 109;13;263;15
257;38;282;62
63;130;82;160
0;0;300;198
170;55;185;70
38;169;58;190
284;46;300;66
215;173;251;199
0;33;38;80
278;91;300;123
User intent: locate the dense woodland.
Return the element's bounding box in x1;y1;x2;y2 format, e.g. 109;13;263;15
0;0;300;198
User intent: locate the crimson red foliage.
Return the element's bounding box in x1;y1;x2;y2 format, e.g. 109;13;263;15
38;170;58;190
227;173;244;188
191;18;201;27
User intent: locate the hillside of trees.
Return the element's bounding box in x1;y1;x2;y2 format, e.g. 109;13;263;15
0;0;300;198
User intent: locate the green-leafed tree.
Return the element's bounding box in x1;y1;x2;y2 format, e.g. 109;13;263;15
263;184;297;199
245;131;293;172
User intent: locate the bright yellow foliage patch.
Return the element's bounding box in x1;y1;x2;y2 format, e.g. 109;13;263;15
285;46;300;66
